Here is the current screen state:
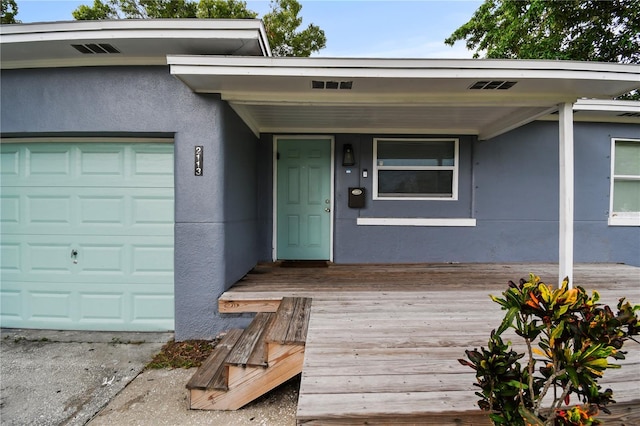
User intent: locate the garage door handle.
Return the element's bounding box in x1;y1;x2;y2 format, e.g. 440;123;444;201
71;249;78;264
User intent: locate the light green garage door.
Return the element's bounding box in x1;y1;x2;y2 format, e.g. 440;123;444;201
1;141;174;331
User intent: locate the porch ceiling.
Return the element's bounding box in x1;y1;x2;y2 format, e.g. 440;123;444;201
168;56;640;139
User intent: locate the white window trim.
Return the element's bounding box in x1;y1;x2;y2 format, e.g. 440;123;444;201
609;138;640;227
357;217;476;227
372;138;459;201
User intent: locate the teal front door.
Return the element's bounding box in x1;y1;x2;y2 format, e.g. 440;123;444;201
276;138;332;260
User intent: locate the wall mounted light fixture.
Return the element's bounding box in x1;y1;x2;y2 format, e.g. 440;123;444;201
342;144;355;166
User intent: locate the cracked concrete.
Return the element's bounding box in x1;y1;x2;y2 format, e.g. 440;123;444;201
88;368;299;426
0;329;171;426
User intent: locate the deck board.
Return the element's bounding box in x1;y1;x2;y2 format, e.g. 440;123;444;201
220;263;640;425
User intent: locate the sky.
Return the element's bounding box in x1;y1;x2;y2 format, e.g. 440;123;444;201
13;0;483;58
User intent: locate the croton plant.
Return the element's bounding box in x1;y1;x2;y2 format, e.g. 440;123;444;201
459;274;639;426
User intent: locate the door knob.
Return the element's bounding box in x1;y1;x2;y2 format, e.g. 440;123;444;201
324;207;331;213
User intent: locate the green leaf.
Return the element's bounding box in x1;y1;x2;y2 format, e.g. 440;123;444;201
506;379;528;389
496;307;519;335
566;366;580;387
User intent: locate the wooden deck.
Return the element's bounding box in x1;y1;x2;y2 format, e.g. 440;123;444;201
220;263;640;425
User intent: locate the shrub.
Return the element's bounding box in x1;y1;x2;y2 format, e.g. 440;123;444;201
459;274;639;426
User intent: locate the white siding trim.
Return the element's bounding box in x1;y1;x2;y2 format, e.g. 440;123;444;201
608;216;640;226
609;138;640;227
372;138;459;201
357;218;476;227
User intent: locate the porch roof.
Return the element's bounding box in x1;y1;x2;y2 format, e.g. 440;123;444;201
167;56;640;139
0;20;271;69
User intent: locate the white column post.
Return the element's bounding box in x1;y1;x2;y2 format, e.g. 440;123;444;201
558;102;574;288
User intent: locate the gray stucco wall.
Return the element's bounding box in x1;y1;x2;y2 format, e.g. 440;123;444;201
4;67;636;340
258;122;639;266
221;103;261;287
1;67;261;340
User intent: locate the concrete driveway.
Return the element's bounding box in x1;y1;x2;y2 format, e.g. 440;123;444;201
0;328;171;426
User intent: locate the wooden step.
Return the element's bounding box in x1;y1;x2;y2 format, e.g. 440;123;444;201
186;329;243;391
188;297;313;411
225;312;275;368
266;297;312;345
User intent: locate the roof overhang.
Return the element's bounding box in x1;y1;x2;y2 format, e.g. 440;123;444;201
0;20;271;69
168;56;640;139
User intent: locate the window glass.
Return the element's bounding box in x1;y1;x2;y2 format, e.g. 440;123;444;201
377;141;455;167
374;138;458;200
614;141;640;176
613;181;640;212
378;170;453;197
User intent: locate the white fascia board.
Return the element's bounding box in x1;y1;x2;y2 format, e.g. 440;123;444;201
2;28;264;43
0;19;267;36
574;99;640;113
357;218;477;227
258;126;480;135
221;92;570;107
1;57;170;69
1;20;271;57
167;56;640;80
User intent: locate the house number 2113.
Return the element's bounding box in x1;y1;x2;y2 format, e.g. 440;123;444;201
195;146;203;176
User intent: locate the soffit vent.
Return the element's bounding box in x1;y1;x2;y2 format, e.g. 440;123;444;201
469;81;517;90
72;43;121;54
312;80;353;90
618;112;640;117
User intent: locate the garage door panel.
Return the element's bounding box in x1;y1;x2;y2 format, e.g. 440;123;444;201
79;149;124;176
2;143;173;188
29;146;72;176
1;147;20;176
77;244;125;274
79;293;125;322
2;189;173;236
2;234;173;283
79;196;125;225
29;291;74;321
132;293;174;322
132;196;174;225
0;290;22;319
29;242;75;274
132;148;174;176
1;281;174;331
1;242;21;272
28;195;72;225
1;141;174;331
132;244;174;275
0;195;20;224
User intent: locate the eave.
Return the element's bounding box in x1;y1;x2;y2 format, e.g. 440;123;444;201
0;20;271;69
168;56;640;139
